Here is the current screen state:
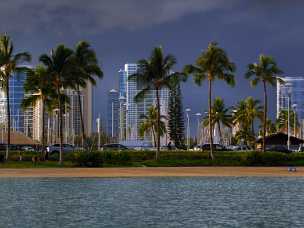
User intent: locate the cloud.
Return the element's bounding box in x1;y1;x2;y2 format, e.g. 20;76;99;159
0;0;237;35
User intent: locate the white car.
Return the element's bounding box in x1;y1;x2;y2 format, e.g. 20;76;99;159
46;144;75;154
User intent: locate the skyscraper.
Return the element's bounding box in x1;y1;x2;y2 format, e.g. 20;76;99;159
32;84;93;144
277;76;304;137
0;70;33;137
107;89;119;139
277;77;304;119
118;63;169;144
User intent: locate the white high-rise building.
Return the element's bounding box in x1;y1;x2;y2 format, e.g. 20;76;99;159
32;84;93;144
118;64;169;145
277;76;304;137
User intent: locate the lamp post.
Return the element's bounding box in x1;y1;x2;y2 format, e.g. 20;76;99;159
195;113;202;144
185;108;191;150
96;115;101;150
287;89;291;150
292;104;297;137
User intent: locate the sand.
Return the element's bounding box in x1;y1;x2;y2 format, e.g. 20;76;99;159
0;167;303;178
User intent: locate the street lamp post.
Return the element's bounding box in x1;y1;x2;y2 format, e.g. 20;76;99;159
292;104;297;137
96;115;101;151
287;91;291;150
185;108;191;150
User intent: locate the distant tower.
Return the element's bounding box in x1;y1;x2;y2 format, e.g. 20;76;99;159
118;63;169;144
107;89;119;139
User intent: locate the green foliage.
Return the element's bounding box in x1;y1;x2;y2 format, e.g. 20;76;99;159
73;151;103;167
203;97;232;144
276;109;298;133
139;106;166;145
168;82;185;148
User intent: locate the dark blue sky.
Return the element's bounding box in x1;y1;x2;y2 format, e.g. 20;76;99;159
1;0;304;132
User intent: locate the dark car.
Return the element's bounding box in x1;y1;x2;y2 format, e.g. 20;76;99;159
102;143;128;150
200;144;229;151
266;145;292;153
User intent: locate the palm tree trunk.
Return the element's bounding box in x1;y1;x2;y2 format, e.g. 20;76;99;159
263;81;267;152
5;81;10;161
208;79;214;159
217;121;222;145
152;127;156;147
57;89;63;164
155;88;161;160
77;86;86;148
251;121;255;135
41;98;46;159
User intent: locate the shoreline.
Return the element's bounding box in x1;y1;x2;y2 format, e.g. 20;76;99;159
0;167;303;178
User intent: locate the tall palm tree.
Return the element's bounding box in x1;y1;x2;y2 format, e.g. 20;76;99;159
0;35;31;160
184;42;235;159
39;45;74;164
22;66;55;157
245;55;283;152
203;97;232;144
130;47;183;160
139;106;167;146
70;41;103;146
244;97;263;135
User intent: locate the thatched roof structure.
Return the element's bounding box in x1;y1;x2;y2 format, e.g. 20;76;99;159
0;131;38;145
256;132;304;145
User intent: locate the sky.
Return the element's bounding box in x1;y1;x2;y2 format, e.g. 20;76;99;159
1;0;304;133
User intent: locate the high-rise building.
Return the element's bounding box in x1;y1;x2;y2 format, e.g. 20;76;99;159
277;76;304;137
107;89;119;139
118;63;169;144
277;77;304;119
32;84;93;144
0;71;33;137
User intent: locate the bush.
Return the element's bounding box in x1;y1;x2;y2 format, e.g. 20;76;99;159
73;152;103;167
245;151;289;166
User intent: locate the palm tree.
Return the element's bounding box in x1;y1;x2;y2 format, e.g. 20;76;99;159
276;109;297;134
39;45;74;164
139;106;167;146
232;97;263;146
245;55;283;152
203;97;232;144
130;47;183;160
22;66;55;157
184;42;235;159
0;35;31;160
70;41;103;146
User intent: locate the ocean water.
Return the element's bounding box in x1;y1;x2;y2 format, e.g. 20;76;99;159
0;177;303;227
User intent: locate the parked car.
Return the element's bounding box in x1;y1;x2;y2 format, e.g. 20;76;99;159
228;145;252;151
46;144;75;154
266;145;292;153
102;143;128;150
199;144;229;151
21;146;36;152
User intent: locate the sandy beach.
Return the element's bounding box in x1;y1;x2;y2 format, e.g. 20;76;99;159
0;167;303;178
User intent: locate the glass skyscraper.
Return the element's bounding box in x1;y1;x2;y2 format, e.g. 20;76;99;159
118;63;169;144
277;76;304;137
0;71;32;136
107;89;119;138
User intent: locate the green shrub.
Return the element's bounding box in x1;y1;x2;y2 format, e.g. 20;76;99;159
245;151;289;166
73;152;103;167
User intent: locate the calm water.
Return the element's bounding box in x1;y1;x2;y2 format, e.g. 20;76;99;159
0;177;304;227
